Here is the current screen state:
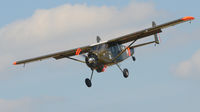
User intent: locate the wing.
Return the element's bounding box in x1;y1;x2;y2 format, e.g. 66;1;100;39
13;16;194;65
107;16;195;44
13;45;91;65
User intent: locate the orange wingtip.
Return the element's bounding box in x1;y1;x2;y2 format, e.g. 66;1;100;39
181;16;195;21
13;62;17;65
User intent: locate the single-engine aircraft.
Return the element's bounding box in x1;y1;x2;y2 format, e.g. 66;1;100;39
13;16;195;87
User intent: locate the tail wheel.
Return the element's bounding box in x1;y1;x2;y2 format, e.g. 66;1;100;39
123;68;129;78
132;56;136;61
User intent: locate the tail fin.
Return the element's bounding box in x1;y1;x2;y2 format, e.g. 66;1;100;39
152;21;160;44
96;36;101;43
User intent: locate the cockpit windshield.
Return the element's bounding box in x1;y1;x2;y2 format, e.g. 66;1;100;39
91;44;108;51
109;44;123;57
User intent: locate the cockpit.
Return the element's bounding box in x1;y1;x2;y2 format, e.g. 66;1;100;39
109;44;125;57
91;43;126;61
91;44;108;51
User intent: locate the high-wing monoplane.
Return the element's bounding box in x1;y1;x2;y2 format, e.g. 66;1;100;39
13;16;195;87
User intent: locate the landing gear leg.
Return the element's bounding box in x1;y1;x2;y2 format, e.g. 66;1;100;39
85;69;94;88
116;63;129;78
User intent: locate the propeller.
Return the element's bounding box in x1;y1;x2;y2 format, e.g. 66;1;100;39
85;53;98;69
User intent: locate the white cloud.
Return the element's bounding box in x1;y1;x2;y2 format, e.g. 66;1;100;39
0;97;66;112
0;98;31;112
0;2;156;44
174;49;200;78
0;1;160;74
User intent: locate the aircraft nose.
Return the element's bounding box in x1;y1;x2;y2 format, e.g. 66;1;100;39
88;58;95;63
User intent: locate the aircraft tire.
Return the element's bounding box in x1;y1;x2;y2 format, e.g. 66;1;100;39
123;69;129;78
85;78;92;87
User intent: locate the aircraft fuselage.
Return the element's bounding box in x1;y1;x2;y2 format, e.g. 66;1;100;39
88;43;134;72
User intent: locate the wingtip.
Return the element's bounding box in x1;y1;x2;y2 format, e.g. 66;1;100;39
13;62;17;65
181;16;195;21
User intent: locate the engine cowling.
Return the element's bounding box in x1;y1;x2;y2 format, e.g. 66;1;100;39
85;53;107;73
85;53;98;69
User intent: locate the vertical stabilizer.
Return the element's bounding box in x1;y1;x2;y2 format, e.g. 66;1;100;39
96;36;101;43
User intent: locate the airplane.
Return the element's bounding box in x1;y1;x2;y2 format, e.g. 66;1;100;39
13;16;195;87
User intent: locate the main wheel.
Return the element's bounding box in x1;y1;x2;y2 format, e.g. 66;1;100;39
85;78;92;87
123;68;129;78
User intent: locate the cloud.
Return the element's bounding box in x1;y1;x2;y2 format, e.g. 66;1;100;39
0;2;157;44
0;97;66;112
0;1;160;75
174;49;200;78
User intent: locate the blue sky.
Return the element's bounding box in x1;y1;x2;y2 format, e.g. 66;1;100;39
0;0;199;112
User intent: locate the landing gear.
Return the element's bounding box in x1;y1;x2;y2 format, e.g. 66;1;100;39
123;68;129;78
132;56;136;61
85;69;94;88
116;63;129;78
85;78;92;87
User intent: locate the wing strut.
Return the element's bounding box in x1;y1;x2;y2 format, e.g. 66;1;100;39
112;40;137;62
61;55;85;63
23;63;26;68
152;21;160;45
131;41;155;48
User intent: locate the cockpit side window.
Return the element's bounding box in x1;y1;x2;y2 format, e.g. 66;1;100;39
109;44;120;56
121;45;125;50
98;44;107;51
91;45;98;51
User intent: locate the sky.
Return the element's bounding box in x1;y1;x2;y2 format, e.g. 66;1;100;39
0;0;199;112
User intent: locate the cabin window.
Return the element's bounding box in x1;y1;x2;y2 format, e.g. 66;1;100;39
92;46;98;51
109;44;122;57
91;44;108;51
